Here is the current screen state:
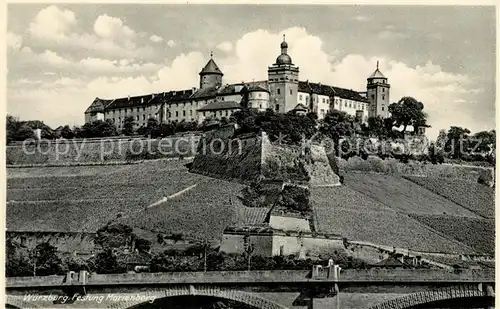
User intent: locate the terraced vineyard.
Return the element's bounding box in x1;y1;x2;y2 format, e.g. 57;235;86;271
6;160;208;234
344;173;480;218
121;178;246;240
311;186;476;254
409;214;495;255
404;176;495;218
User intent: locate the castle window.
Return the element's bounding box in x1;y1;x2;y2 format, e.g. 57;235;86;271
183;110;186;116
290;89;292;95
225;110;228;116
382;95;385;100
381;107;385;111
175;111;179;117
260;104;262;109
168;112;171;117
344;101;347;107
203;112;206;116
275;104;279;112
322;98;325;103
371;95;375;100
299;95;303;100
382;88;385;93
277;89;280;95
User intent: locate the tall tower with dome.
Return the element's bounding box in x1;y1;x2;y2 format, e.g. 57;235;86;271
268;35;299;113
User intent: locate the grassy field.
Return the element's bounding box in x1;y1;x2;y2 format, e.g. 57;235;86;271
344;173;480;218
403;176;495;218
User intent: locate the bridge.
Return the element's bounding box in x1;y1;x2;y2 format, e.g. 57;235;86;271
5;267;495;309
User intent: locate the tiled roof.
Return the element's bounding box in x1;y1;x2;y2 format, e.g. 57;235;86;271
191;86;219;99
85;98;111;113
104;90;193;110
234;205;270;226
198;101;242;111
200;58;223;75
293;103;308;111
217;84;241;95
370;256;409;268
298;81;369;103
368;68;386;79
247;84;270;93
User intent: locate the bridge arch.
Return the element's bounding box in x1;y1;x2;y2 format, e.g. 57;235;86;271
106;285;288;309
6;295;40;309
367;284;491;309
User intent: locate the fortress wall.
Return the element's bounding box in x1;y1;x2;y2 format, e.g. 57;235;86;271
191;130;341;186
338;155;493;183
6;136;199;166
189;126;263;183
7;232;96;256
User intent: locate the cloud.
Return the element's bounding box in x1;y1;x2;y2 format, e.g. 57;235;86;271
7;32;22;50
27;6;156;61
378;30;409;40
354;15;369;22
216;41;233;53
149;35;164;43
167;39;176;47
29;5;77;40
93;14;136;42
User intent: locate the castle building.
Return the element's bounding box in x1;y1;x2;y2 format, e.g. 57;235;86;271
85;36;390;129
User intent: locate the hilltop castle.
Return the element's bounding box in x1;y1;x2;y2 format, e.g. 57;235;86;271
85;36;390;129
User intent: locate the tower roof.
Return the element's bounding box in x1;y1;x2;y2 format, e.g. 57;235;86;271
275;34;293;65
200;54;223;76
368;68;386;79
368;61;386;79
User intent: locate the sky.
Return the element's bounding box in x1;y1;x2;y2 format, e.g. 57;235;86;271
6;4;496;139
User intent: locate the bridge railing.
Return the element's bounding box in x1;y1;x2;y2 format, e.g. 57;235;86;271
6;268;495;288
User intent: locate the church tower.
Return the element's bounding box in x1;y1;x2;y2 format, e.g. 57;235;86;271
366;61;390;118
199;52;223;89
268;35;299;113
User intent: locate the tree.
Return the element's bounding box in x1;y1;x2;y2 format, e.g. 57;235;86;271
436;129;447;150
319;110;355;156
96;223;134;249
445;126;471;160
82;120;118;138
134;238;152;253
367;116;389;138
31;242;63;276
60;125;74;139
122;116;135;136
388;97;428;135
6;238;32;277
92;249;123;274
6;115;21;144
471;130;495;156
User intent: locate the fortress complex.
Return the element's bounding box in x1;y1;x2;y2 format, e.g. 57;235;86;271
85;36;391;129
